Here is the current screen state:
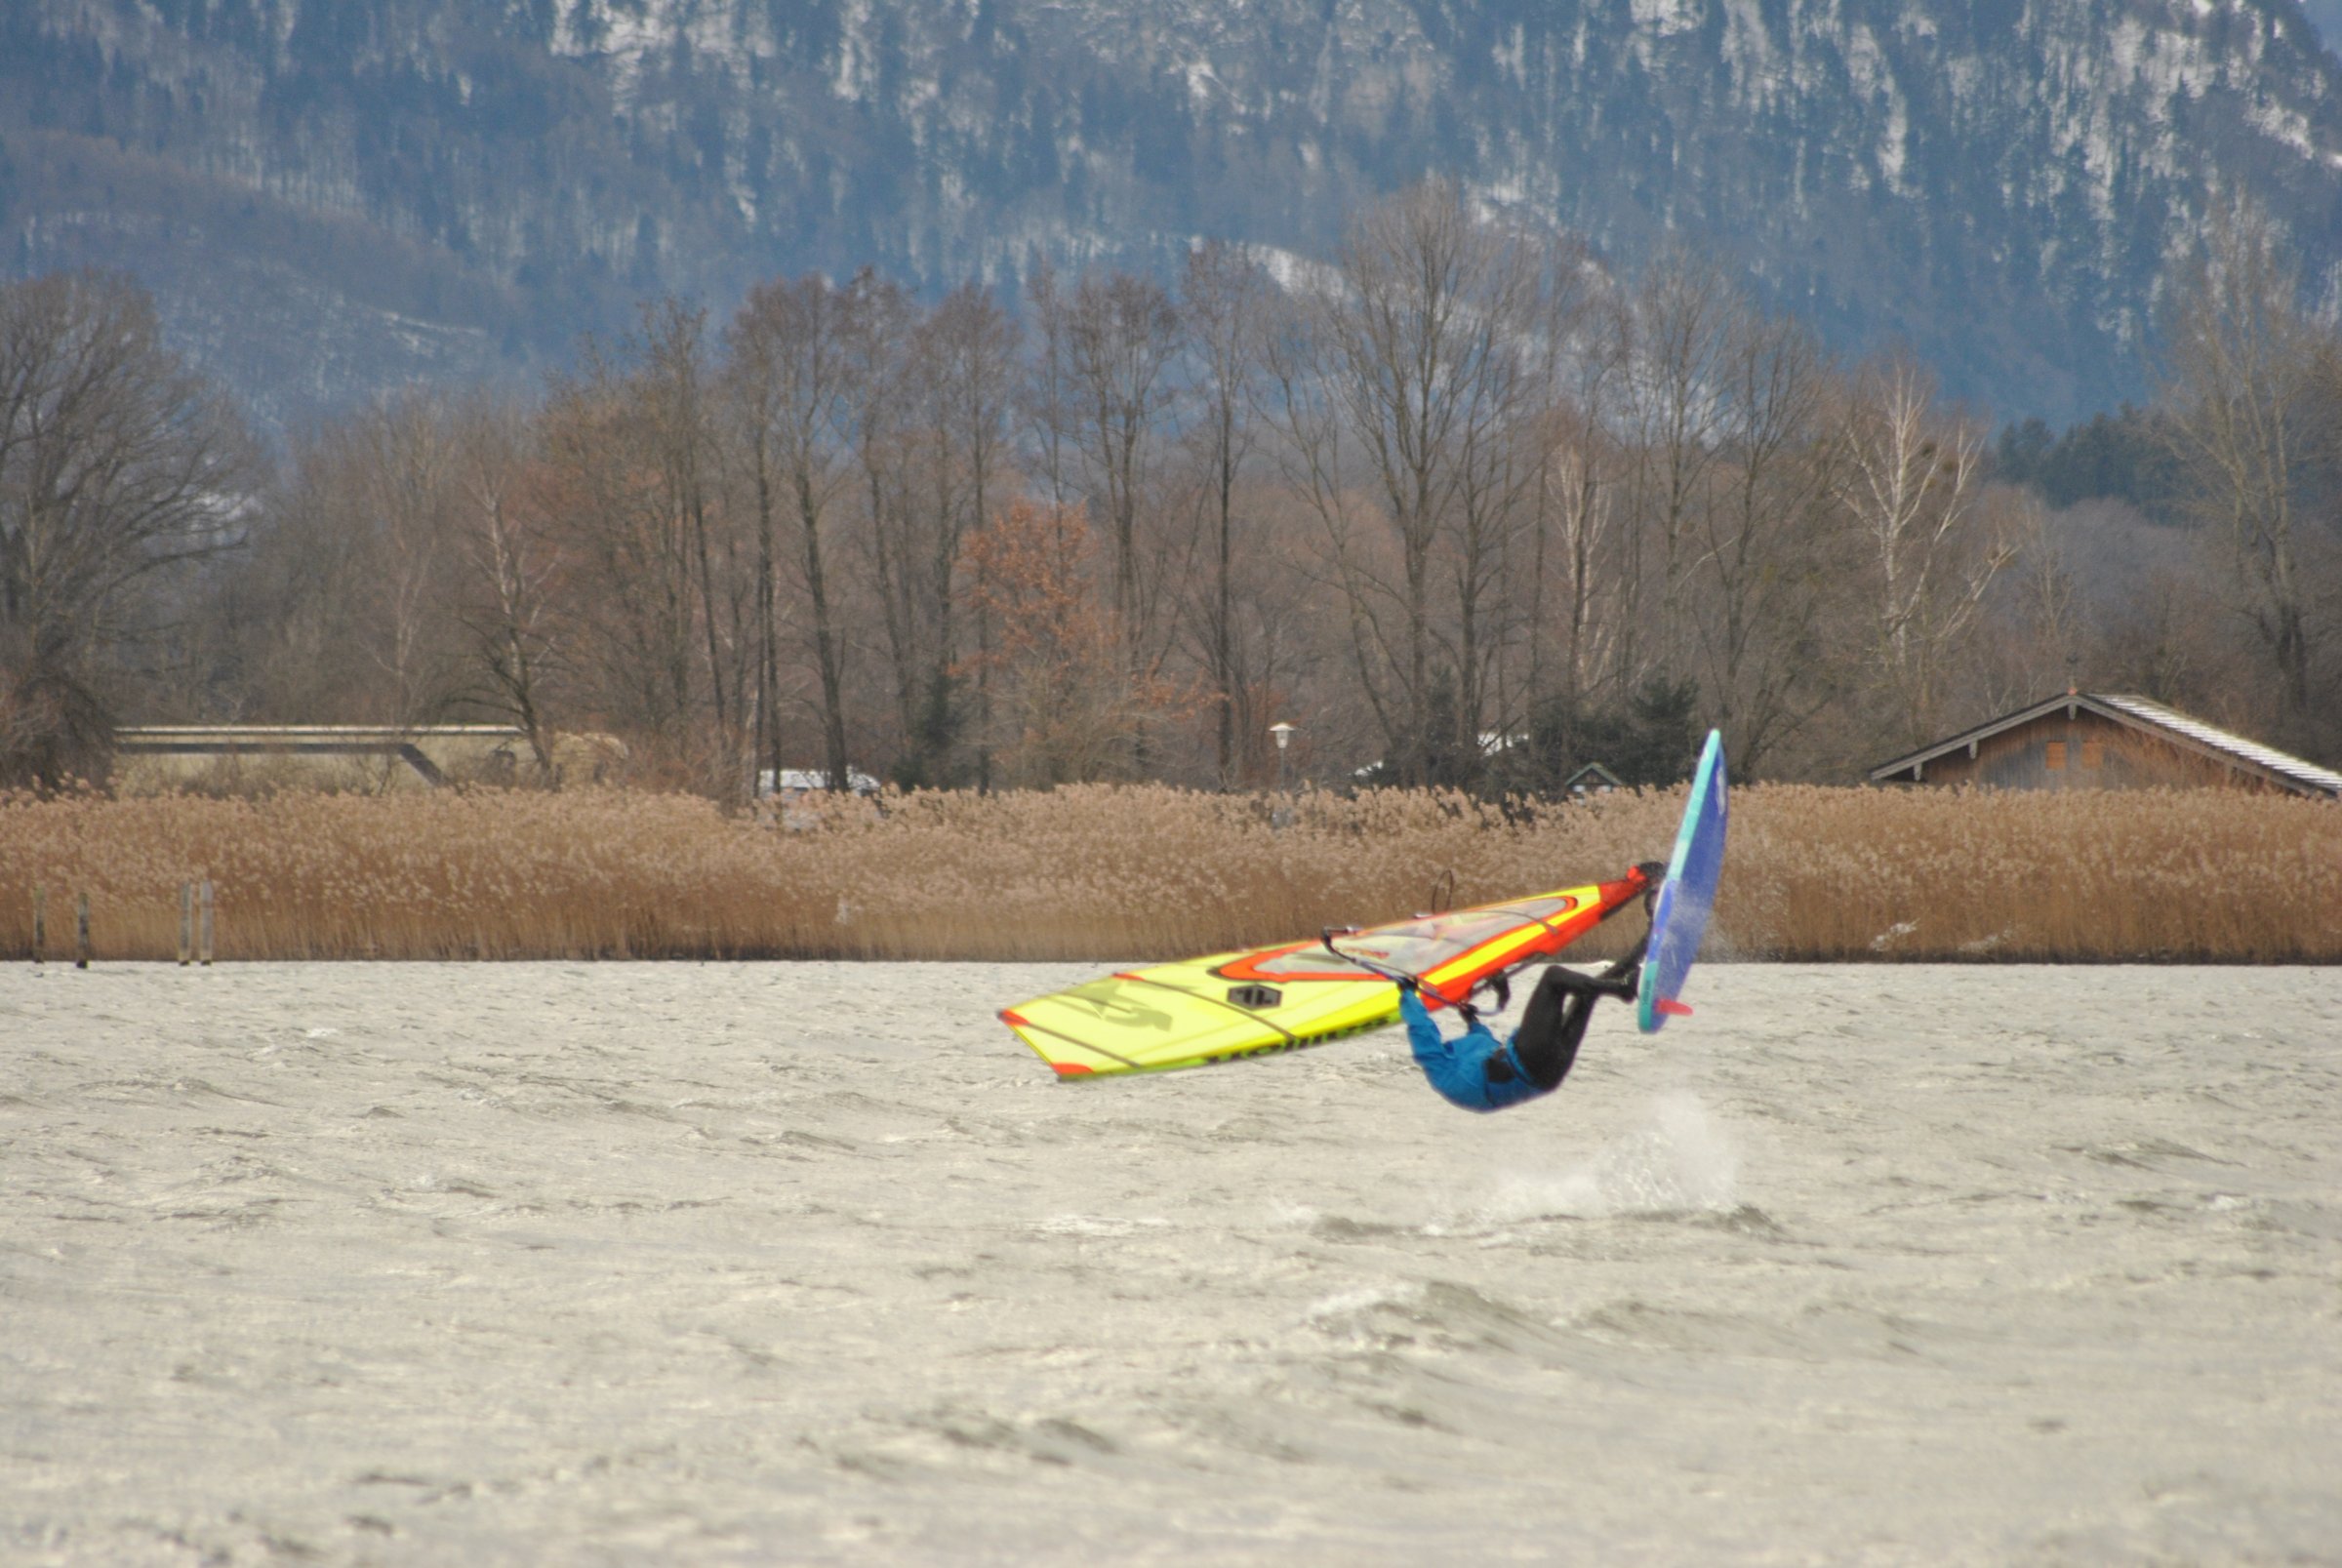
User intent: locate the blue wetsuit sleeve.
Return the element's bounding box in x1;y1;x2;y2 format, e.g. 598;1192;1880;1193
1401;989;1501;1112
1399;988;1450;1070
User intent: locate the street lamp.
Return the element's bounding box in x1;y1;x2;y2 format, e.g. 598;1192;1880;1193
1269;722;1296;829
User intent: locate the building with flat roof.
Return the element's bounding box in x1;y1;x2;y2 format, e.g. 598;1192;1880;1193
110;726;623;792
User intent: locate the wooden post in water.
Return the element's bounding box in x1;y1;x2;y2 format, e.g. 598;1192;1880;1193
31;886;44;964
198;880;215;966
179;882;193;966
75;892;90;970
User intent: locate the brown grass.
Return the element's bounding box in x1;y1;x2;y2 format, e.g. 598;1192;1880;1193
0;784;2335;964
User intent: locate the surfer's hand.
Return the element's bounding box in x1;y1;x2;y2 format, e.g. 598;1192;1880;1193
1393;975;1418;994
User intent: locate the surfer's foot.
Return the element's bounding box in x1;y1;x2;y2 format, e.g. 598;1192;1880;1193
1542;965;1636;1002
1595;936;1645;997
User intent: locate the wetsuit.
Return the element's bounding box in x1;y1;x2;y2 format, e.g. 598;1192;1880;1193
1400;948;1641;1113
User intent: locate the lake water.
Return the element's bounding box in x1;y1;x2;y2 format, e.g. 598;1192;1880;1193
3;962;2337;1564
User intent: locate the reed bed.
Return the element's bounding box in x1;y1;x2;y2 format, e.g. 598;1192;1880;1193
0;784;2335;964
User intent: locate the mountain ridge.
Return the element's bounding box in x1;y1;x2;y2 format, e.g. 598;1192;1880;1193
8;0;2342;430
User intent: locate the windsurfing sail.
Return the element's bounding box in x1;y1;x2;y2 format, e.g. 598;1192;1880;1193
1638;729;1728;1033
1001;874;1652;1079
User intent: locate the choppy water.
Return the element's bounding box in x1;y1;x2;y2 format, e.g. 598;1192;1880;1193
3;962;2337;1565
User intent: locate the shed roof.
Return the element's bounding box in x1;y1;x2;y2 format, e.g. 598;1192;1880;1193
1867;693;2342;799
114;725;528;744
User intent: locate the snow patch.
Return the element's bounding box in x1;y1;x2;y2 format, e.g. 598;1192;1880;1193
1631;0;1703;38
834;0;875;101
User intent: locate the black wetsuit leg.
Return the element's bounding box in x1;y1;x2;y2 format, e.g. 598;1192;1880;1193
1512;966;1600;1091
1511;937;1648;1092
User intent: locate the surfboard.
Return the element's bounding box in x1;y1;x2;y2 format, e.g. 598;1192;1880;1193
1637;728;1728;1034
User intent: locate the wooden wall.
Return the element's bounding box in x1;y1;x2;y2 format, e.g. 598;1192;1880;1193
1901;709;2279;792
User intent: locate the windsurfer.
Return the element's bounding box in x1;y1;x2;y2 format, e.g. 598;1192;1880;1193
1397;864;1661;1112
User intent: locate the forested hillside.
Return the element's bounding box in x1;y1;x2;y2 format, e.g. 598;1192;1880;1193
5;183;2335;800
9;0;2342;428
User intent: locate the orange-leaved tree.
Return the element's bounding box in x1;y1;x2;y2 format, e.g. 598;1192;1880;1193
962;500;1198;785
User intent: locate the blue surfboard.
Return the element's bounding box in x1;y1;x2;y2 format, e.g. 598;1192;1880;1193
1638;729;1728;1034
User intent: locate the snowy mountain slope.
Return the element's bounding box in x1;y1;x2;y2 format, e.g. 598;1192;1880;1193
6;0;2341;427
2299;0;2342;52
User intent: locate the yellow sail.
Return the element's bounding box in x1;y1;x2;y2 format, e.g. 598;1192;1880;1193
999;874;1649;1078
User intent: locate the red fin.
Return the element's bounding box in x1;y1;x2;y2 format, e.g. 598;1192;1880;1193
1051;1062;1095;1076
1656;999;1694;1017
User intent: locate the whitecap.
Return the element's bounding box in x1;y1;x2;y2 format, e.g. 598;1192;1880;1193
1474;1092;1741;1224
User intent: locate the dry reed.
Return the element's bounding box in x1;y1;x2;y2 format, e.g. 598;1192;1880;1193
0;784;2334;964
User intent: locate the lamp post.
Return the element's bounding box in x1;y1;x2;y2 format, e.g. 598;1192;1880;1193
1269;722;1296;829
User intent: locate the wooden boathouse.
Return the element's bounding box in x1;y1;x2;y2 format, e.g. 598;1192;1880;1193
1868;693;2341;799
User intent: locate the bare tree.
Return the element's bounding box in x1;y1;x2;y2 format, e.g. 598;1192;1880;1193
1067;269;1186;668
340;391;472;735
1019;256;1081;515
1505;242;1616;732
835;274;1017;786
728;274;856;792
229;429;381;726
452;395;566;779
632;300;738;789
1263;263;1417;775
1690;302;1843;772
716;330;792;796
833;271;921;763
1968;490;2081;716
1178;241;1270;784
911;281;1019;785
1834;351;2013;746
1521;402;1622;727
2159;199;2335;732
1615;248;1733;681
1267;178;1545;785
540;353;698;759
0;271;255;784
